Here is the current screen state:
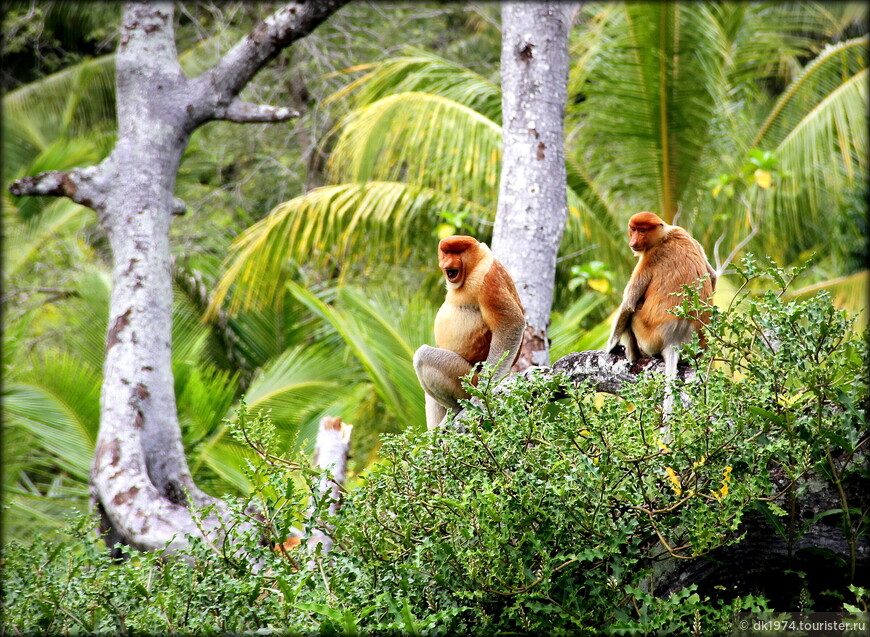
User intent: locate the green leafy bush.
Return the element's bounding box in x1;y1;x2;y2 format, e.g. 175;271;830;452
2;259;866;635
319;257;867;634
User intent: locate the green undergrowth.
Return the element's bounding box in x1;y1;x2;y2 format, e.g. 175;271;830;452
2;258;867;635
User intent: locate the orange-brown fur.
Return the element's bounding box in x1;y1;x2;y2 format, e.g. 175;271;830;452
607;212;716;420
414;235;525;429
434;238;522;365
630;224;714;354
611;212;715;358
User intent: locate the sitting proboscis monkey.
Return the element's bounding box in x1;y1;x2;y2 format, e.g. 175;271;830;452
413;235;526;429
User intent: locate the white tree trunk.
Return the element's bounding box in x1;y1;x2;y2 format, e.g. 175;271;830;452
492;2;575;370
10;1;348;556
306;417;353;567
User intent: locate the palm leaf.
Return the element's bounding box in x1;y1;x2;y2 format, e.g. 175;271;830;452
3;200;96;279
721;2;840;94
327;91;502;208
563;157;631;278
243;343;356;419
753;36;868;149
3;475;90;540
192;440;261;496
328;47;502;122
1;54;116;158
177;364;240;443
2;355;101;481
785;270;868;325
756;38;868;205
190;344;358;492
287;282;428;430
549;293;610;360
207;181;489;317
573;2;729;222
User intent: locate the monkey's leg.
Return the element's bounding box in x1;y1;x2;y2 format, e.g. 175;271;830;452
424;394;448;431
626;327;642;363
659;343;681;443
413;345;473;428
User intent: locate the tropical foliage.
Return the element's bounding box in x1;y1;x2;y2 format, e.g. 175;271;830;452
213;2;867;316
2;1;866;554
3;262;867;633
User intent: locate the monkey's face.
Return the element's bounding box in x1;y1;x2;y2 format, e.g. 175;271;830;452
438;235;479;289
628;212;665;252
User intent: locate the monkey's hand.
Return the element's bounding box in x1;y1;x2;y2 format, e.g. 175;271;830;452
606;332;622;354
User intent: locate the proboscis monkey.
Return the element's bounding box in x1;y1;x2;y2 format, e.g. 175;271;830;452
606;212;717;414
413;235;526;430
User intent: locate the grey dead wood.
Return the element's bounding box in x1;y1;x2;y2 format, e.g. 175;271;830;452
9;1;349;557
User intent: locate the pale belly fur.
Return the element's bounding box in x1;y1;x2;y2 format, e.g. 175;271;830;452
434;302;492;363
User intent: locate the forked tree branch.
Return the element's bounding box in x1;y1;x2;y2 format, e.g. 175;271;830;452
194;0;348;124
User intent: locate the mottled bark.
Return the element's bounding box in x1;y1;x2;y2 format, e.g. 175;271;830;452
492;2;577;370
9;1;348;556
481;349;696;407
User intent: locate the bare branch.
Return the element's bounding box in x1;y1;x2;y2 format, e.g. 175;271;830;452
171;197;187;216
219;100;300;123
8;166;108;212
714;194;763;276
8;171;72;198
199;1;349;102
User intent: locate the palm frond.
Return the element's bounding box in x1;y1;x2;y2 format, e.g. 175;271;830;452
192;440;260;496
287;282;428;430
177;364;239;442
786;269;868;323
754;36;868;151
3;200;96;278
207;181;489;317
328;47;502;122
3;475;89;540
775;68;867;201
242;343;356;419
190;344;359;492
327;91;502;208
573;2;729;222
756;36;869;209
563;158;631;278
61;267;112;372
2;355;101;481
1;55;116;180
722;2;842;93
549;293;610;360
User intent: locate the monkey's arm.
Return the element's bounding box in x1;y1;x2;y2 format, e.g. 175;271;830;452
606;270;649;352
480;265;526;380
485;313;525;380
